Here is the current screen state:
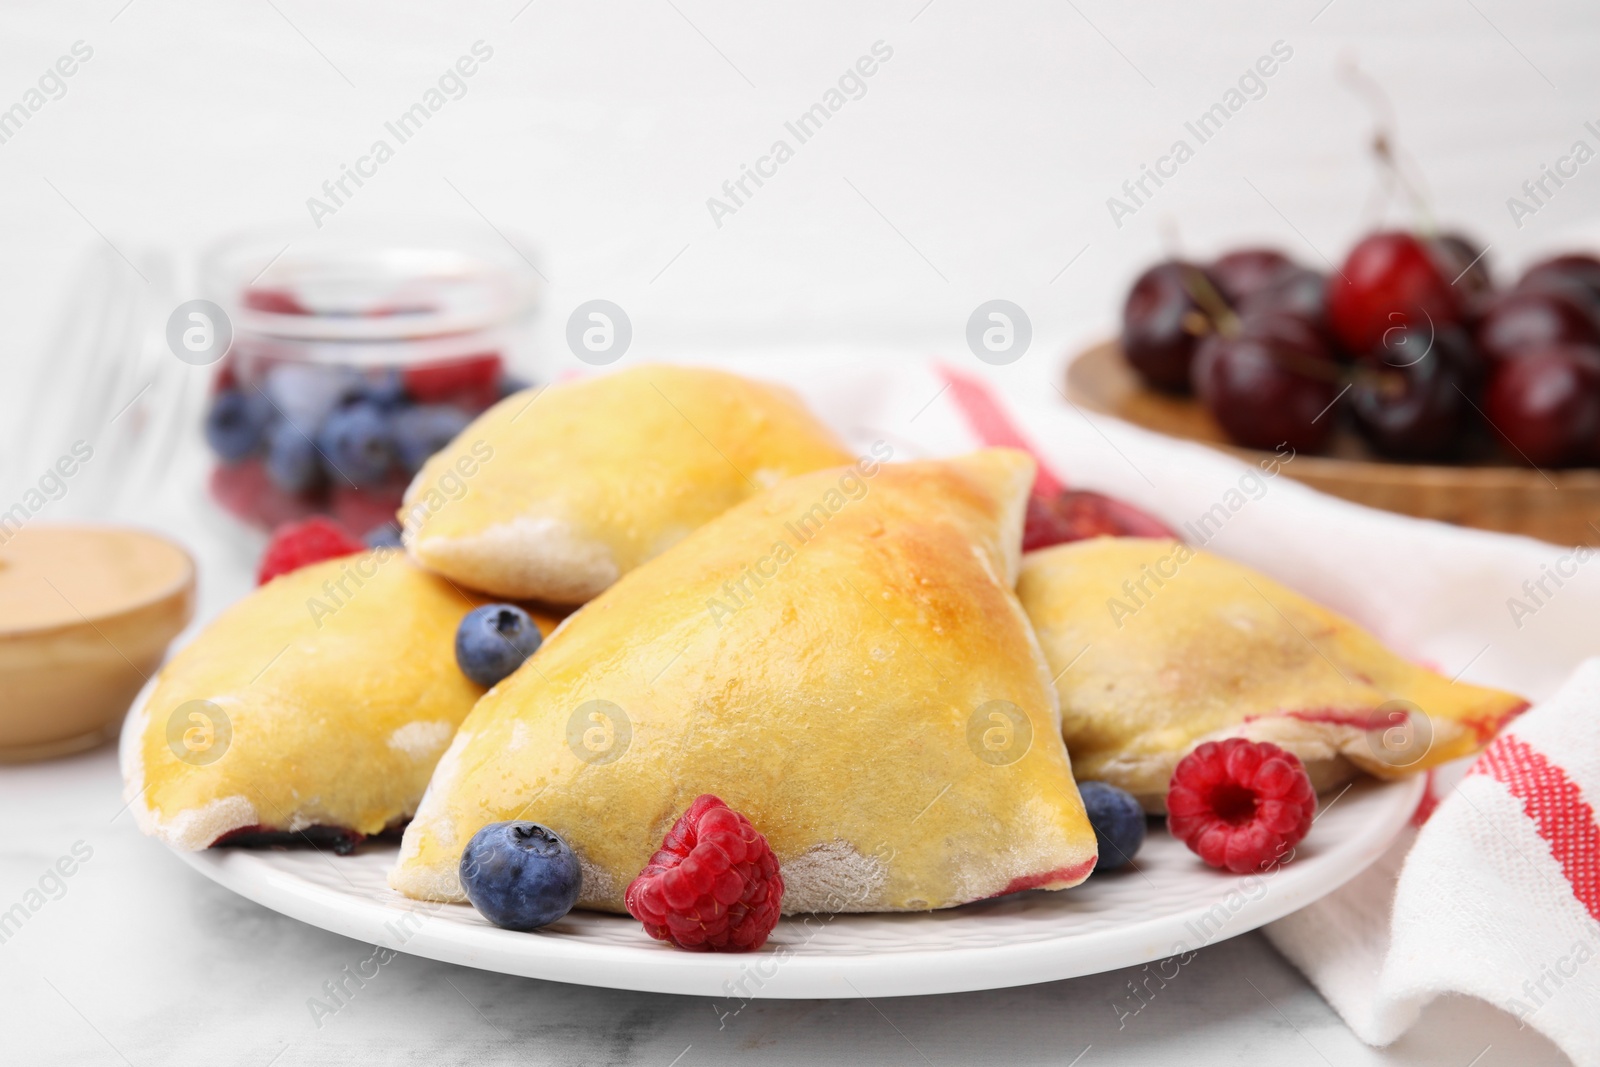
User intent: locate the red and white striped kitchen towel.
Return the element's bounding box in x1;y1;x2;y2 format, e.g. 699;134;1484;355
766;357;1600;1065
1268;662;1600;1065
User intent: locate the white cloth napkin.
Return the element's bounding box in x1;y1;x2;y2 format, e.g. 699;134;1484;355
739;354;1600;1065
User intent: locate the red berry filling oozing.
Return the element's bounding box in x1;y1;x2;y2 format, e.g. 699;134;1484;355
1022;490;1177;552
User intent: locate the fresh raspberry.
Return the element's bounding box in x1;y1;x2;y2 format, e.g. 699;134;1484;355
402;353;503;408
1022;490;1177;552
242;287;309;315
1166;739;1316;873
256;516;365;585
625;795;783;952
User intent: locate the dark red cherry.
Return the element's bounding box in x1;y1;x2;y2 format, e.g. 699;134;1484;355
1210;249;1299;305
1518;254;1600;303
1427;233;1493;318
1483;344;1600;468
1477;289;1600;367
1238;268;1327;329
1514;269;1600;327
1350;325;1477;461
1122;261;1218;394
1327;231;1463;358
1234;309;1329;355
1193;315;1341;454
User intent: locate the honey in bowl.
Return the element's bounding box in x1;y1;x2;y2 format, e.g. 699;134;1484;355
0;525;194;761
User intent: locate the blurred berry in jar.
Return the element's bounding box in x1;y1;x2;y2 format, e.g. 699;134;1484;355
203;389;274;462
264;421;324;494
242;287;309;315
403;354;503;408
357;369;409;411
199;225;540;533
392;405;472;475
263;363;362;437
317;402;396;487
210;460;322;529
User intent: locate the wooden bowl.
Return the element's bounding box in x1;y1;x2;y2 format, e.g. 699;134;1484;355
0;526;195;761
1067;340;1600;547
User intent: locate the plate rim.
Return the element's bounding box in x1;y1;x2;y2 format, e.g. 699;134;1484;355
165;774;1424;1000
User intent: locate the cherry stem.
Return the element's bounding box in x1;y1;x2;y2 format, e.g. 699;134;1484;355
1264;347;1404;392
1181;266;1240;338
1340;58;1435;234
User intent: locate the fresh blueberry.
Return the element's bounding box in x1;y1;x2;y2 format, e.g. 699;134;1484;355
263;363;361;436
203;389;272;462
364;523;404;549
455;604;542;687
317;402;395;486
459;821;582;931
264;421;324;494
357;369;409;411
1079;781;1147;872
391;404;471;474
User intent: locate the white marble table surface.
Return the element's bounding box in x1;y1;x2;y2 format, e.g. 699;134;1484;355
0;745;1571;1066
2;1;1597;1062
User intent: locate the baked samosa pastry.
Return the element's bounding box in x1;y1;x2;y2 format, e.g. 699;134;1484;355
1018;537;1527;810
392;449;1099;913
122;551;558;852
401;365;854;604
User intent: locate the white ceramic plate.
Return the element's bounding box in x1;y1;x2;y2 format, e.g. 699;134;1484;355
163;774;1422;999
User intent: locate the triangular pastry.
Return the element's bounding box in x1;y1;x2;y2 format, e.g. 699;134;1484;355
123;552;558;851
401;365;855;604
1017;537;1527;809
391;449;1099;912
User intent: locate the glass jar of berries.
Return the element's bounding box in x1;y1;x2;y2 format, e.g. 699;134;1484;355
197;222;541;543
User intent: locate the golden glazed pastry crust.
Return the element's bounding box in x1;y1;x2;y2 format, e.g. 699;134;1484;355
1018;537;1527;810
391;449;1098;913
124;552;557;850
401;365;855;604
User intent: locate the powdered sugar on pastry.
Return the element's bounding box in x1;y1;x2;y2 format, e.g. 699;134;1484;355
121;686;261;850
155;795;260;852
574;852;618;911
780;841;889;914
388;728;474;902
387;720;457;761
407;514;618;604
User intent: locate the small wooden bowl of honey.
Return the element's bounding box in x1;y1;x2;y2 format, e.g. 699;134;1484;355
0;525;195;762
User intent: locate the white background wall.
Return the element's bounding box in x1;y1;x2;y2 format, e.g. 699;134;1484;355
3;0;1600;395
